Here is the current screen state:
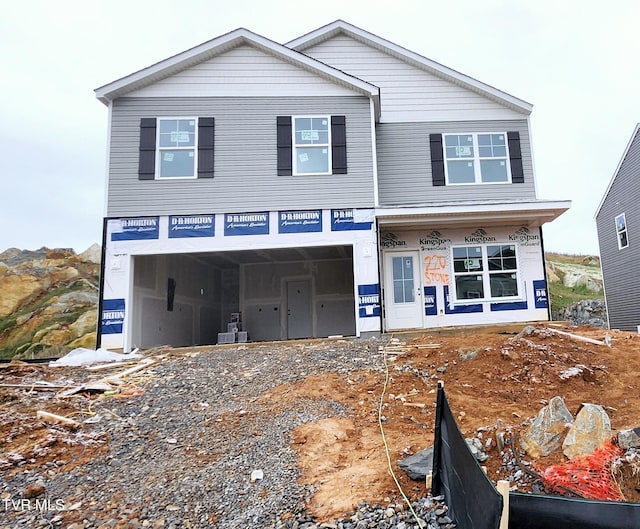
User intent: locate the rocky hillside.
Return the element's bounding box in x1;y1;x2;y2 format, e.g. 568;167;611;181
545;253;605;326
0;245;101;360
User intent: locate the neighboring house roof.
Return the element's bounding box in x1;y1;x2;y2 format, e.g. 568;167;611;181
287;20;533;116
94;27;381;116
594;123;640;219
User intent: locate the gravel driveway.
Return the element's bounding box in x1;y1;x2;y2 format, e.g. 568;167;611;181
1;337;456;529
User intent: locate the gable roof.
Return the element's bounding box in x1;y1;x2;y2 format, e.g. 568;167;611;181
287;20;532;115
94;27;380;115
594;122;640;218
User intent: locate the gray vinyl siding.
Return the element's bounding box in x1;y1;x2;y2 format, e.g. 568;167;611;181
107;96;374;217
376;120;537;205
302;35;527;122
596;128;640;331
128;44;358;98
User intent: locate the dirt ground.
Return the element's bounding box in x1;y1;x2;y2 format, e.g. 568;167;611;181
264;324;640;518
1;323;639;522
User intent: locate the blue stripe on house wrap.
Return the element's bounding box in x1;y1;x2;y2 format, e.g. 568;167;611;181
278;210;323;233
424;286;437;316
111;217;159;241
168;215;215;238
443;285;483;314
101;298;125;334
358;284;380;318
224;212;269;236
533;280;548;309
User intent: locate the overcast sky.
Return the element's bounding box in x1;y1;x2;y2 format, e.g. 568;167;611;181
1;0;638;255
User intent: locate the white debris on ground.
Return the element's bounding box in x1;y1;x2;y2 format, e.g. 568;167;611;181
49;347;142;367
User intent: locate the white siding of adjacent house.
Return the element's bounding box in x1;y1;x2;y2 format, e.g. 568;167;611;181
301;35;525;123
128;44;359;98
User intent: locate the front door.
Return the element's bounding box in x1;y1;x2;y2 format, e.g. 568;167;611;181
287;279;313;339
384;252;423;330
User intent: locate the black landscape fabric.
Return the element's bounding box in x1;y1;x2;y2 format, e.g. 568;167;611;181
509;492;640;529
431;384;502;529
432;384;640;529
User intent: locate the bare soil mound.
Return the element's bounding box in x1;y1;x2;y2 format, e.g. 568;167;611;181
266;325;640;518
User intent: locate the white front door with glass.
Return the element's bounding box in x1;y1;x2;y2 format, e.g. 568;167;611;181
385;252;423;330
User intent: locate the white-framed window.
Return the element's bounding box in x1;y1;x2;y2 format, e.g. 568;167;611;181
444;133;511;184
451;244;519;301
157;118;197;178
293;116;331;175
615;213;629;249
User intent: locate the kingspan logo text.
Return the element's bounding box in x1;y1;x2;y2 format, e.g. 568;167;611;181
465;229;496;243
509;227;540;244
380;233;406;248
419;230;451;247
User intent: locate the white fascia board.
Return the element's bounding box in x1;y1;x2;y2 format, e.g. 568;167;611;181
594;122;640;219
102;101;112;216
287;20;532;115
376;200;571;227
370;99;380;207
95;27;380;110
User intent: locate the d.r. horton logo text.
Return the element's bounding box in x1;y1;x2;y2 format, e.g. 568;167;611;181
509;227;540;245
420;230;451;248
380;233;406;248
121;218;157;233
464;228;496;243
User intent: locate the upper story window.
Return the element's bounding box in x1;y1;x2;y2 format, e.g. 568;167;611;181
157;118;197;178
293;116;331;175
451;244;519;302
138;117;215;181
615;213;629;249
429;131;524;187
444;133;510;184
277;115;347;176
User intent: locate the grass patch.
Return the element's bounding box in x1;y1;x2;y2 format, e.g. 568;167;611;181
0;314;18;336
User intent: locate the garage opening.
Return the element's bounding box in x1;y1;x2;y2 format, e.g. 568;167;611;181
130;245;355;348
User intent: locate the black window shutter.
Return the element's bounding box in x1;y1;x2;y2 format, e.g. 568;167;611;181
139;118;156;180
507;131;524;183
198;117;215;179
331;115;347;174
277;116;292;176
430;133;445;186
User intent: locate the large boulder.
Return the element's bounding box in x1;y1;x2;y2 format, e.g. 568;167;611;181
618;428;640;449
520;396;574;458
399;446;434;481
562;270;603;292
562;404;612;459
78;243;101;264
